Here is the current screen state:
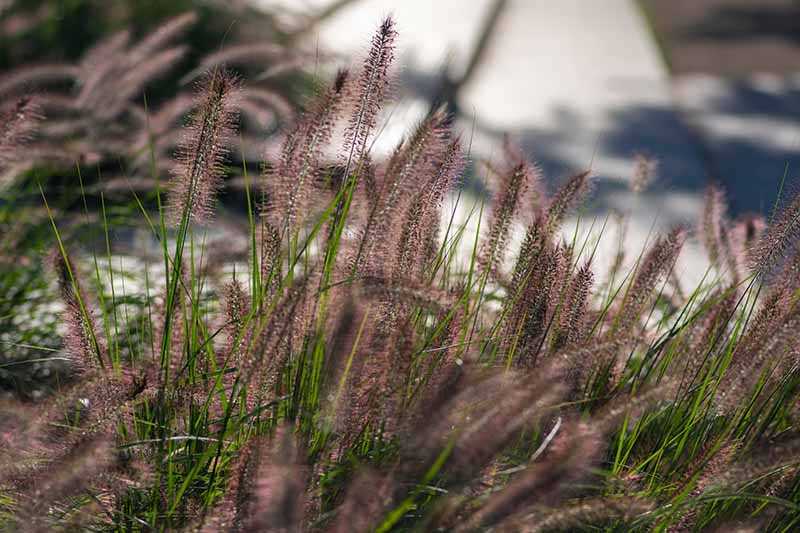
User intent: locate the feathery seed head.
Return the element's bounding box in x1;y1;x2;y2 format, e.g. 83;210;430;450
631;153;657;194
242;426;307;532
613;226;686;334
49;249;106;374
479;151;540;274
357;109;451;276
11;433;115;528
340;16;397;175
552;260;594;351
700;183;737;278
397;135;466;277
167;68;239;225
749;186;800;278
265;68;350;230
546;170;592;232
0;96;42;169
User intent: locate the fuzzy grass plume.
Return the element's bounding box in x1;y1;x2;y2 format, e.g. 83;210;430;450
168;69;239;225
4;15;800;533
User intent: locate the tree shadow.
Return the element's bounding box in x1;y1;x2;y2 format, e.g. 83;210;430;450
703;78;800;117
398;49;797;217
679;78;800;213
457;103;709;215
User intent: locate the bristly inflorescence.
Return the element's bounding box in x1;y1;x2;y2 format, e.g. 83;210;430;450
748;186;800;279
551;260;594;351
201;426;307;531
611;226;686;336
168;68;239;225
340;16;397;177
221;278;252;380
545;170;592;234
10;13;800;533
701;182;741;283
0;10;305;179
630;153;657;194
356;108;452;277
478;142;542;275
265;68;350;233
394;135;466;280
0;96;42;171
51;249;107;374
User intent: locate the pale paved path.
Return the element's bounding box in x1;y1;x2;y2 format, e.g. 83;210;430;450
258;0;713;285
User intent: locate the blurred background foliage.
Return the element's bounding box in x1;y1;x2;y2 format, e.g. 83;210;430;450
0;0;327;398
1;0;286;80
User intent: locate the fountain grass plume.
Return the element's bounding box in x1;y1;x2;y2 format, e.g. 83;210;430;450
8;14;800;533
167;68;239;225
0;96;42;169
340;16;397;177
265;68;349;233
478;146;541;275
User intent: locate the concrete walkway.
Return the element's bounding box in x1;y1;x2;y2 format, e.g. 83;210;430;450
272;1;707;187
269;1;707;190
255;0;737;285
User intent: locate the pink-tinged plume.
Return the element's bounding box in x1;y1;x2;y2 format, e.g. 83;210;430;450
167;69;239;225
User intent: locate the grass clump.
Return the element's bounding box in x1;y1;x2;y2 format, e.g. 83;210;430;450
3;15;800;533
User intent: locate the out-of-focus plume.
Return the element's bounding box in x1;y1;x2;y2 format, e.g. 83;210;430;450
167;69;239;225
